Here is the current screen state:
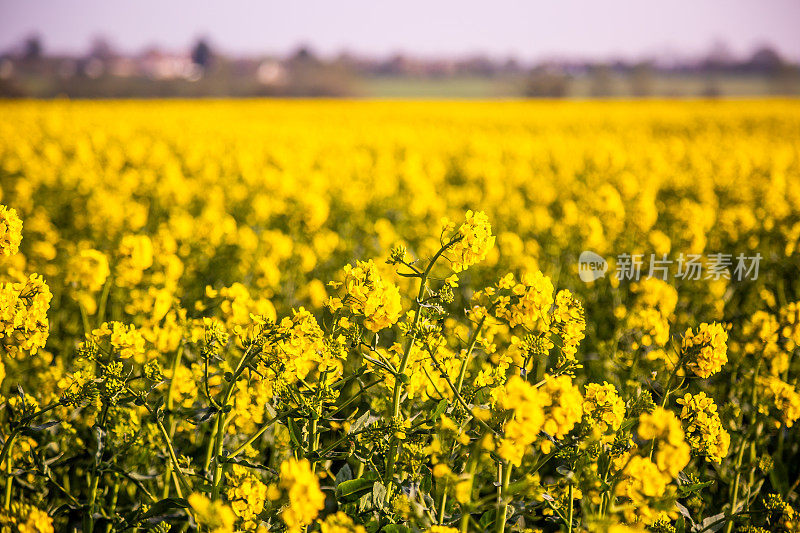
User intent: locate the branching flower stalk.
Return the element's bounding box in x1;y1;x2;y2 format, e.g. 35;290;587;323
0;401;60;511
384;235;462;494
725;359;761;533
456;315;487;394
209;343;259;500
162;343;184;499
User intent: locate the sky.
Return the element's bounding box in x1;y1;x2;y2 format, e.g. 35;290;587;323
1;0;799;61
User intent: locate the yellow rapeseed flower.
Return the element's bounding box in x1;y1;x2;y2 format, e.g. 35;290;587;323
279;458;325;532
448;210;495;273
341;259;402;332
682;322;728;378
676;392;730;463
583;382;626;433
0;205;23;256
188;493;237;533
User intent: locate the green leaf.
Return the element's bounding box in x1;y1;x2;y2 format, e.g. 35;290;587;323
287;417;303;448
420;467;432;493
479;510;496;530
555;465;574;479
382;525;411;533
21;420;60;435
336;477;375;501
92;425;107;465
220;456;277;475
365;518;382;533
675;515;686;533
140;497;190;519
358;491;373;512
770;454;789;494
696;512;726;533
372;481;387;511
674;501;694;527
432;399;448;421
335;464;353;486
618;418;637;432
677;480;713;496
350;410;373;434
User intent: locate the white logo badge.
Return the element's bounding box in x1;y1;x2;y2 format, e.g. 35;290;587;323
579;251;608;282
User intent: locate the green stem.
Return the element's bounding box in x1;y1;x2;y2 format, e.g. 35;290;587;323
567;482;574;533
105;473;120;533
309;416;319;474
543;498;570;525
327;378;384;419
203;424;217;473
86;406;110;533
384;238;459;494
156;415;190;496
210;409;227;500
138;394;192;497
437;478;449;525
3;436;13;511
726;436;747;533
148;408;199;525
428;348;498;435
162;344;184;499
0;421;33;505
455;316;486;393
312;426;375;461
725;361;760;533
79;301;92;336
96;278;112;327
229;410;291;459
660;364;681;408
86;474;100;533
459;448;480;533
495;461;512;533
209;344;258;499
391;239;458;416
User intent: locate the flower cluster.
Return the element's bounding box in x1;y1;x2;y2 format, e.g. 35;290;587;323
758;376;800;428
551;289;586;361
0;503;54;533
337;259;402;332
583;381;626;433
682;322;728;378
226;465;268;528
676;392;730;463
88;321;146;361
0;205;23;256
497;375;546;466
539;374;583;452
320;512;367;533
0;273;52;356
277;458;326;532
637;407;690;478
66;249;110;293
614;455;668;520
624;277;678;349
490;271;554;329
189;493;237;533
116;234;154;287
263;307;339;383
446;210;496;272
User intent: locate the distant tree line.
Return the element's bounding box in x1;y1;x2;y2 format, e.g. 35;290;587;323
1;35;798;98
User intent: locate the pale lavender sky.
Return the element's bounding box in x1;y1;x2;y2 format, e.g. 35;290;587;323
1;0;799;61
